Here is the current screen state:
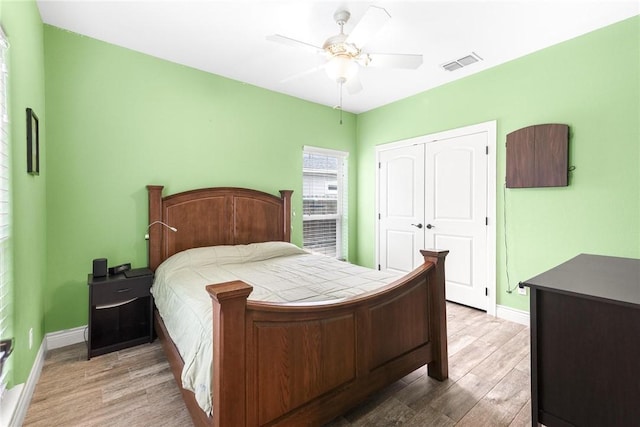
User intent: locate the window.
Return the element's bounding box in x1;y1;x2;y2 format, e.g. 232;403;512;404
0;26;10;400
302;146;348;260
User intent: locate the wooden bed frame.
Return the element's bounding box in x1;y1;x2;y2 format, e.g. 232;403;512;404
147;185;449;427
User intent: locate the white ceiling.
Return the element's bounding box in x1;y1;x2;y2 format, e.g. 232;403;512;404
37;1;639;113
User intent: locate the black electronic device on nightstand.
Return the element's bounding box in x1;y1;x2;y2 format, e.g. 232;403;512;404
87;267;154;359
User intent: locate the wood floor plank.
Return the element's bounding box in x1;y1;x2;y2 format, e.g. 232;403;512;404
427;372;498;421
24;302;532;427
404;404;456;427
509;399;532;427
448;332;480;357
396;374;454;408
456;368;530;426
470;329;529;384
447;339;499;381
350;397;415;427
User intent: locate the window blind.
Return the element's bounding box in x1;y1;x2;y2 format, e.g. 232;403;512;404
0;26;11;400
302;147;348;260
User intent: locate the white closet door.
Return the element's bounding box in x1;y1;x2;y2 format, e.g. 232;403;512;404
425;132;488;310
378;144;425;273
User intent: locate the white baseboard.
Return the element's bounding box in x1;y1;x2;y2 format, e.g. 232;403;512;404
3;338;47;427
46;325;86;350
496;304;530;326
0;383;23;427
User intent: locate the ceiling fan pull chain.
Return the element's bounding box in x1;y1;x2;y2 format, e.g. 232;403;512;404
339;81;343;125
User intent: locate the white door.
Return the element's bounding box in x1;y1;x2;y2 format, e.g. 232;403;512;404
378;144;425;273
377;127;491;311
425;132;488;310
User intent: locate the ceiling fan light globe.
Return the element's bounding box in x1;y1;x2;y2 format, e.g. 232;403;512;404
325;54;358;83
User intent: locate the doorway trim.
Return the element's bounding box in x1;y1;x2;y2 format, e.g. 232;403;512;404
375;120;497;316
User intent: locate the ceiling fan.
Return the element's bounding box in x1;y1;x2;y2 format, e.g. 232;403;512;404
267;6;423;95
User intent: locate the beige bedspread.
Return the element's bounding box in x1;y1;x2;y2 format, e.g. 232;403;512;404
151;241;400;415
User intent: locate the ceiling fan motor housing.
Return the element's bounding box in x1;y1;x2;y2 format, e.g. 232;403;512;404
323;33;360;58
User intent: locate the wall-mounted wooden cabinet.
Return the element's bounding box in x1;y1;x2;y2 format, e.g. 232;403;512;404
506;124;569;188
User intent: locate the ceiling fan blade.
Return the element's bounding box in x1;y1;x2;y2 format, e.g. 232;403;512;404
346;75;363;95
280;64;325;83
346;6;391;49
266;34;323;55
365;53;423;69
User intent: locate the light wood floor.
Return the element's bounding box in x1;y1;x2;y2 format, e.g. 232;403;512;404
24;303;532;426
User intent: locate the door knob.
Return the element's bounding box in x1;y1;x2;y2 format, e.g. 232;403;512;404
411;223;423;229
426;224;435;229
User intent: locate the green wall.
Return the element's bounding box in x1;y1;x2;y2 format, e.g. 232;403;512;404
356;16;640;311
0;0;47;386
43;25;357;332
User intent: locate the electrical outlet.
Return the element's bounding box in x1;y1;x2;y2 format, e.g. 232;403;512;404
517;286;527;296
29;328;33;349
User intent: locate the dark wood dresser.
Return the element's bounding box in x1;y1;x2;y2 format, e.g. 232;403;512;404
523;254;640;427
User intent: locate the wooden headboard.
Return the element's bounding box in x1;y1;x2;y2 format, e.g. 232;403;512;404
147;185;292;271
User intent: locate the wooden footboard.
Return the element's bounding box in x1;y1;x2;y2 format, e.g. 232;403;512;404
205;250;448;427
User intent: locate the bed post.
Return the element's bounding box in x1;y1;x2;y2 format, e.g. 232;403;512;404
206;281;253;427
279;190;293;243
147;185;164;271
420;249;449;381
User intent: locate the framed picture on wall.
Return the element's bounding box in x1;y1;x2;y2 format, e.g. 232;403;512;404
26;107;39;175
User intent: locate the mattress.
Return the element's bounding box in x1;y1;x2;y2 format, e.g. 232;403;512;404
151;241;400;415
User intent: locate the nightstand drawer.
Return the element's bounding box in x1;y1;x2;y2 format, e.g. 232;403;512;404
91;276;151;306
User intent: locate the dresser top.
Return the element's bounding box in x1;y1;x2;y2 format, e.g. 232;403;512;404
523;254;640;307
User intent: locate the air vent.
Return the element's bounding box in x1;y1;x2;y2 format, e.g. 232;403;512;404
442;61;463;72
441;52;482;72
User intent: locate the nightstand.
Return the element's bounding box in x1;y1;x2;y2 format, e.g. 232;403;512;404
87;268;154;359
